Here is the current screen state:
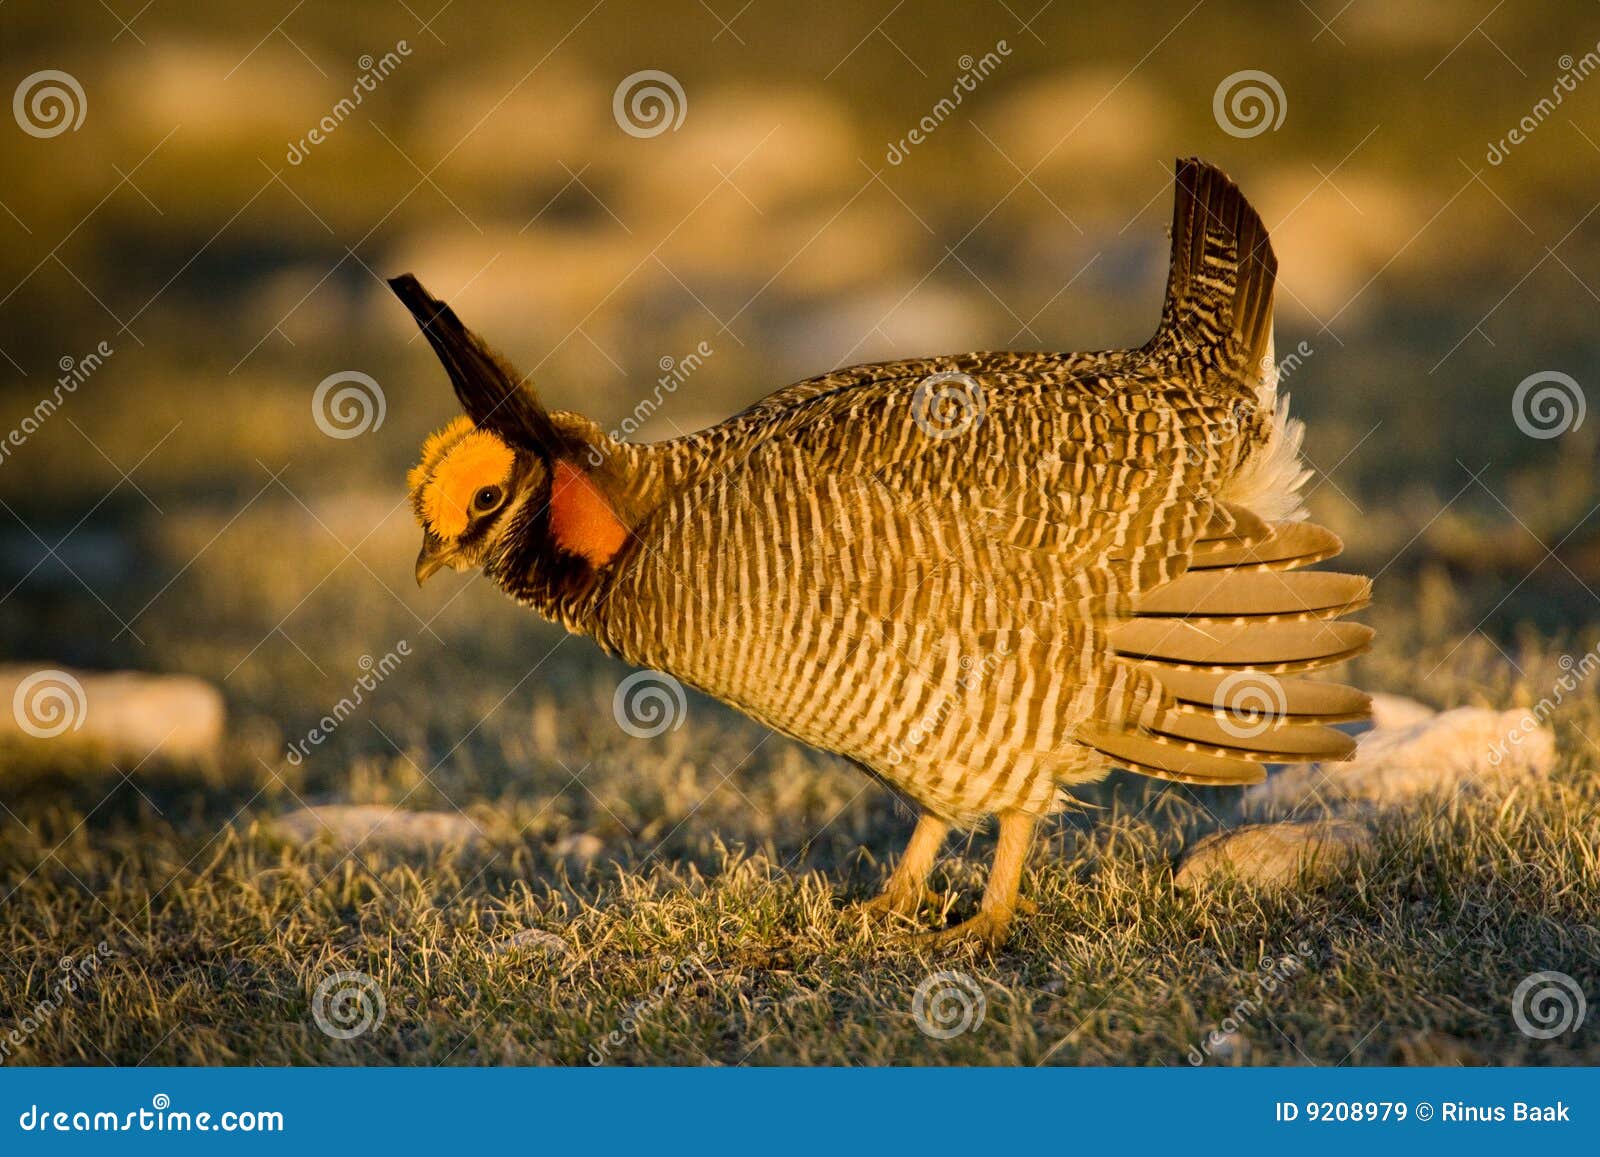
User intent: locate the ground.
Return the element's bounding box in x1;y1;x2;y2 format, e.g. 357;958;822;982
1;542;1595;1065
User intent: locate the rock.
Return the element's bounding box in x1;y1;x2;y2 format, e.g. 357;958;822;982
989;72;1170;176
1389;1030;1485;1066
0;665;224;763
777;287;987;374
554;832;605;863
1368;692;1436;730
1206;1030;1250;1063
530;699;561;756
1175;820;1371;890
1247;707;1555;815
269;805;485;852
488;928;572;960
1255;167;1428;324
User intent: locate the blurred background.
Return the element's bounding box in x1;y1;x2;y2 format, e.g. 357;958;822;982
5;0;1600;653
2;0;1598;1065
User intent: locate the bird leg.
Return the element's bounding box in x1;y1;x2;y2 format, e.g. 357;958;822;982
856;812;949;921
919;809;1036;950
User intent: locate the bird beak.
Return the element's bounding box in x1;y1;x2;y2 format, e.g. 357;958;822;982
415;534;453;586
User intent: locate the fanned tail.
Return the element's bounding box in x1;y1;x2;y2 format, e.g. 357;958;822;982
1080;519;1372;786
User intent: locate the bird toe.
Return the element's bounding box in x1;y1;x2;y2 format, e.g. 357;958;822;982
913;909;1014;952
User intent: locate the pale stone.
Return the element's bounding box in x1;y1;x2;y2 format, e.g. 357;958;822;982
554;832;605;863
0;665;224;762
1389;1030;1484;1066
530;699;561;756
1368;692;1436;730
269;804;485;852
1248;707;1555;814
1175;820;1372;890
489;928;572;959
1206;1030;1249;1063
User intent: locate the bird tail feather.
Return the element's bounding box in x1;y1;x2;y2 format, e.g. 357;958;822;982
1144;157;1278;397
1079;519;1371;785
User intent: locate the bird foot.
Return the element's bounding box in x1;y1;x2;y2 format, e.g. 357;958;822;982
914;908;1014;951
854;883;943;922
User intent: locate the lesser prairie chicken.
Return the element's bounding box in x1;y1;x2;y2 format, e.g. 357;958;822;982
395;158;1371;948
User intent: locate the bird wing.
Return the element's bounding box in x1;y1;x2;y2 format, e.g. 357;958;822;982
605;370;1254;770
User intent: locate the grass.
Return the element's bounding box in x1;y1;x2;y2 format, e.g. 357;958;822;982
1;510;1596;1065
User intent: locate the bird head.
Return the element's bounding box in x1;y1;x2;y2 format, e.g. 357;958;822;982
407;415;537;583
391;274;630;588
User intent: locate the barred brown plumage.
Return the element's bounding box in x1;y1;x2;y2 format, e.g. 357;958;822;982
393;157;1372;948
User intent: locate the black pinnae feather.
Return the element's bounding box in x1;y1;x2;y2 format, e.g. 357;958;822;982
388;273;578;456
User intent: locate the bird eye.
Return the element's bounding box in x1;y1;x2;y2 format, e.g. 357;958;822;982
473;485;503;513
